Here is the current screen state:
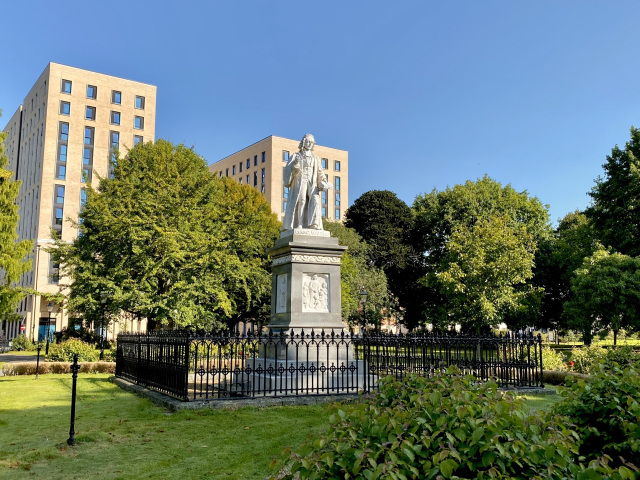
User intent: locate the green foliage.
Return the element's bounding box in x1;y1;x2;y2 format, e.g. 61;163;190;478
428;214;540;332
271;370;629;480
554;364;640;467
570;345;607;374
603;346;640;369
586;126;640;257
564;248;640;345
413;175;552;331
542;346;568;371
0;109;33;320
47;338;100;362
10;335;35;351
323;220;390;326
49;140;280;331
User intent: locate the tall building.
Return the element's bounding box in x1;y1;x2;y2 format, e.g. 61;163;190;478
1;62;156;341
209;135;348;223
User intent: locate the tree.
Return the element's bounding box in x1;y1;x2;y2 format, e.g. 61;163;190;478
413;175;552;330
323;220;389;328
344;190;419;327
527;210;599;336
0;109;33;323
586;126;640;257
564;248;640;345
427;215;539;333
50;140;280;332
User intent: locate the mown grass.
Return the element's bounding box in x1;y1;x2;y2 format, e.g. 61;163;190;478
0;374;327;479
519;385;562;412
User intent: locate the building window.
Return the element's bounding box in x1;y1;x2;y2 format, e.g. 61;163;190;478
53;185;65;233
283;201;287;212
261;185;265;193
335;176;341;191
80;189;88;207
262;151;266;163
83;127;95;183
335;209;340;220
60;101;70;116
225;168;229;177
335;160;341;171
254;171;258;187
134;135;143;146
135;96;145;109
239;178;243;185
321;190;327;218
232;165;236;175
109;131;119;178
321;158;328;169
56;122;68;180
253;155;257;166
61;79;72;94
111;90;121;104
85;106;96;121
87;85;97;99
335;193;341;207
110;111;121;125
134;116;144;129
246;158;250;169
48;254;60;285
84;127;94;145
219;171;222;178
261;168;265;183
239;162;243;173
246;174;249;184
283;151;290;162
322;207;327;217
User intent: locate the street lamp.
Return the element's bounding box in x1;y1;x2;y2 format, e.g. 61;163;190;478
360;287;368;332
100;292;108;361
46;302;53;356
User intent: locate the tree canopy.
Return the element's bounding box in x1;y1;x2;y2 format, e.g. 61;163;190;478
413;175;551;331
0;109;33;322
586;126;640;257
564;248;640;345
50;139;280;331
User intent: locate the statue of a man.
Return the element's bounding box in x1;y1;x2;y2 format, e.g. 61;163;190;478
282;134;332;230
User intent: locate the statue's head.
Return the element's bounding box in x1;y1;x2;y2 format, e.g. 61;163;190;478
299;134;315;152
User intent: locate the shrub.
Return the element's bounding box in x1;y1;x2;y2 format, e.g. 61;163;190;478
47;338;100;362
603;346;640;369
554;363;640;468
543;370;589;386
11;335;36;351
2;362;115;376
541;345;568;371
570;344;607;374
271;370;630;479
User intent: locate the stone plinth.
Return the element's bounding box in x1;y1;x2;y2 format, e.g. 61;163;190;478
266;228;347;330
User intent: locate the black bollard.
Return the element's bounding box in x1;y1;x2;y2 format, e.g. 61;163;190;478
67;354;79;446
35;344;42;380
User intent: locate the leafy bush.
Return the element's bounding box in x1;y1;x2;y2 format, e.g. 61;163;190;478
554;363;640;467
570;344;607;374
47;338;100;362
603;346;640;369
2;362;115;376
11;335;36;351
542;345;568;371
543;370;589;386
271;370;631;479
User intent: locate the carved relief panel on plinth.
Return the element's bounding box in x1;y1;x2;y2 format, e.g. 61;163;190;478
302;273;330;312
276;274;287;313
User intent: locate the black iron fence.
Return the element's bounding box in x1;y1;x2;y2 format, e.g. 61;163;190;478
115;329;544;402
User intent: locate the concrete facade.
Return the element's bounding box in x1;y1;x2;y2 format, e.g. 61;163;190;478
208;136;349;223
1;62;156;342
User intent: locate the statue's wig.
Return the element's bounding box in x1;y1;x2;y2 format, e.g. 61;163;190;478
299;133;316;151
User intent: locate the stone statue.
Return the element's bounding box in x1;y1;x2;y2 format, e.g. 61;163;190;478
282;134;333;230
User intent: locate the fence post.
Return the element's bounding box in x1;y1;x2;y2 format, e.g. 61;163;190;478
67;354;79;446
183;331;190;401
538;334;544;388
137;334;142;385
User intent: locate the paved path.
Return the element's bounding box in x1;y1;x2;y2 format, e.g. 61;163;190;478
0;354;38;363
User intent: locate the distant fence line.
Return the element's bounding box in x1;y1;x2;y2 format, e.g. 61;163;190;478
115;329;544;402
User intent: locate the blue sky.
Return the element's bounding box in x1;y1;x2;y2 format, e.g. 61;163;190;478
2;1;639;224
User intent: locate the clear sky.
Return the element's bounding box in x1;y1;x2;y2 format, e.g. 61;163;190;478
2;1;639;224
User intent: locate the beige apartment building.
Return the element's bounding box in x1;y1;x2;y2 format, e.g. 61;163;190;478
1;62;156;342
209;135;348;223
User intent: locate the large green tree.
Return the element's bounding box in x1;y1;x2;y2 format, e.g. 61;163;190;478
322;220;389;328
586;126;640;257
413;175;552;330
564;248;640;345
50;139;280;332
427;215;539;332
0;109;33;322
344;190;419;327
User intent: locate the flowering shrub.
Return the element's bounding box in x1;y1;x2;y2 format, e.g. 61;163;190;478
541;345;568;371
570;344;607;374
270;369;631;479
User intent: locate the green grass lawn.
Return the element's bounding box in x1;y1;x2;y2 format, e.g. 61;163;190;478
0;374;328;480
519;385;562;412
